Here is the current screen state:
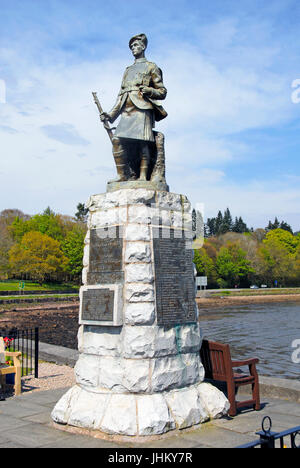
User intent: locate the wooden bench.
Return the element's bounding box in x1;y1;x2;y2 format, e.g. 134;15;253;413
200;339;260;417
0;337;22;396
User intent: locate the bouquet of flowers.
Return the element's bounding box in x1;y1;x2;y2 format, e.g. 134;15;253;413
3;338;14;366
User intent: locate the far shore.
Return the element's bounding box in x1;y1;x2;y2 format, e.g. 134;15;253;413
196;293;300;308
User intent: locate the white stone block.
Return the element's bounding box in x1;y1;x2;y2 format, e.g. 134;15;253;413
51;385;81;425
121;325;178;358
197;382;230;419
125;283;155;302
89;207;127;228
125;263;154;283
128;205;155;224
177;324;202;353
182;198;191;213
121;326;155;358
123;359;150;392
80;326;121;357
153;326;177;357
159;209;171;226
74;354;100;388
100;394;137;435
182;212;192;229
125;224;150;241
119;189;155;206
98;356;150;393
151;354;201;392
137;394;175;435
82;244;89;267
156;192;183;211
124;242;151;263
84;230;90;245
165;386;209;429
86;194;106;212
125;302;155;325
68;389;109;429
82;267;88;285
171;211;184;229
98;356;125;392
77;326;84;353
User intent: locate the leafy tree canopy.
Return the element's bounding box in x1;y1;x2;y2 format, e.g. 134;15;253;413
62;225;86;277
9;231;68;285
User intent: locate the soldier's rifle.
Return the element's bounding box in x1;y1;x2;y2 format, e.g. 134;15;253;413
92;92;114;144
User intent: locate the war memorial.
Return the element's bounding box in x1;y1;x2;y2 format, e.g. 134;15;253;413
51;33;229;440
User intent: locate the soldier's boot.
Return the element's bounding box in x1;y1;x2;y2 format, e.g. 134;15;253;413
139;144;150;181
151;132;166;182
110;137;127;182
110;149;127;182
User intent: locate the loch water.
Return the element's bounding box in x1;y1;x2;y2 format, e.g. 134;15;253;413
199;301;300;380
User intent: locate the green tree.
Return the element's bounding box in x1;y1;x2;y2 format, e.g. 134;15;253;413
62;224;86;280
9;209;76;243
75;203;89;223
9;231;68;285
232;216;249;233
266;218;293;233
221;208;233;234
264;229;299;254
256;230;298;286
0;210;29;278
206;217;216;236
193;249;216;285
216;243;254;287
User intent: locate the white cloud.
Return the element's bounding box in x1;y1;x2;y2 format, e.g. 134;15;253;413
1;15;300;228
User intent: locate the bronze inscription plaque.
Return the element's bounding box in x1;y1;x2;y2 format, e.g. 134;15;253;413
153;228;196;325
81;288;114;323
87;226;124;285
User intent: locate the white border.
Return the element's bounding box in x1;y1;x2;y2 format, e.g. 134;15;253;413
79;284;123;326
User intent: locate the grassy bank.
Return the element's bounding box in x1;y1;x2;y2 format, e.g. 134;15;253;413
0;280;78;292
209;288;300;297
0;294;78;301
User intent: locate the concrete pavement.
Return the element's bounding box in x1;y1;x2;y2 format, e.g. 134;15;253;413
0;386;300;448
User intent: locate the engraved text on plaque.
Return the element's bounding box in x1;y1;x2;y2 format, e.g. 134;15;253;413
153;228;196;325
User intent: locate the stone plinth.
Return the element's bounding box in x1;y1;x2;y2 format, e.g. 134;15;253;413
51;189;229;437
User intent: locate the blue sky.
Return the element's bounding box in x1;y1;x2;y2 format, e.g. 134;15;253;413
1;0;300;230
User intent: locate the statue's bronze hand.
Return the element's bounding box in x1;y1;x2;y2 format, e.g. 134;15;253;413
100;112;110;122
139;86;152;97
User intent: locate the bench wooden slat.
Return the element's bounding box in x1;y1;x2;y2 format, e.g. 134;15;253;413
200;339;260;417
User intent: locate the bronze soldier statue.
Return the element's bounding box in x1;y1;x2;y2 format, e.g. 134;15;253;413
99;34;168;188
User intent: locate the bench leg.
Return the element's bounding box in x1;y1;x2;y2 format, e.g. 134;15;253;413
0;375;6;392
14;368;21;396
227;380;237;417
252;380;260;411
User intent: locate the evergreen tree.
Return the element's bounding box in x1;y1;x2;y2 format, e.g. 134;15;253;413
75;203;89;223
206;218;216;237
215;211;223;235
279;221;293;234
266;217;280;231
266;217;293;233
232;216;249;233
221;208;233;233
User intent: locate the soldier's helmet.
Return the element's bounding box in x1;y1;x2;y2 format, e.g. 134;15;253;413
129;34;148;50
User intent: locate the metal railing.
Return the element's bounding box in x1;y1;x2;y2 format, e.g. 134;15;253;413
237;416;300;448
0;327;39;378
